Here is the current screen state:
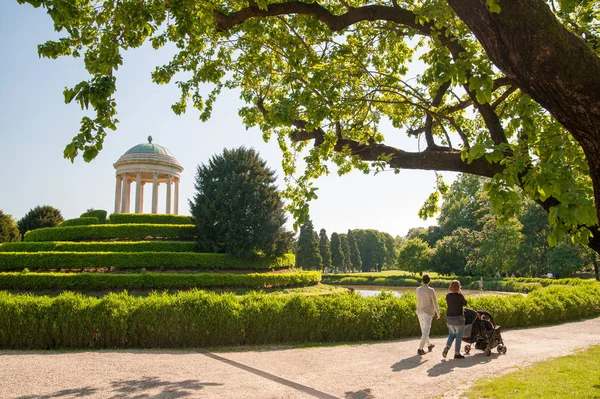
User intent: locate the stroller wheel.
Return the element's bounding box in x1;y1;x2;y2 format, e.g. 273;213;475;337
484;348;492;356
497;345;503;353
464;345;471;355
500;346;507;355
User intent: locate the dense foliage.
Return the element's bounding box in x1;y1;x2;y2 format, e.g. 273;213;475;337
0;270;320;291
318;229;332;270
0;252;295;271
190;147;291;256
400;174;600;278
23;224;197;242
80;209;107;224
108;213;193;225
0;283;598;349
0;210;21;243
17;205;63;237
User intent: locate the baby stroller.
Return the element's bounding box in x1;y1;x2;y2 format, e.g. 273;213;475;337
462;308;507;356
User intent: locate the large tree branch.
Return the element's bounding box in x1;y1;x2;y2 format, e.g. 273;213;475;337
214;3;427;34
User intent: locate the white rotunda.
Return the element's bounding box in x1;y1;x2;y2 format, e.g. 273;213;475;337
113;136;183;214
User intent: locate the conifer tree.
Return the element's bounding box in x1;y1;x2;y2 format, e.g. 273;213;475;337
319;228;332;271
295;216;322;270
348;229;362;272
330;232;344;272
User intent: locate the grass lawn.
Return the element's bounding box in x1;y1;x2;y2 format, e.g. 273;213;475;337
464;345;600;398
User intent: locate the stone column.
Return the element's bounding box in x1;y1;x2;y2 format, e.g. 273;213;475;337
140;183;145;213
125;179;131;213
165;175;172;214
120;173;128;213
135;172;142;213
174;178;179;215
152;172;159;214
114;174;122;214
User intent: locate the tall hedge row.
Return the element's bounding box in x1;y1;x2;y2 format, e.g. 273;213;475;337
23;224;197;242
0;241;198;253
108;214;193;225
58;217;100;227
0;252;295;271
0;271;321;291
0;284;598;349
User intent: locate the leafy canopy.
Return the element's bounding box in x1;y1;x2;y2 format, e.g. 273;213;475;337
17;0;600;244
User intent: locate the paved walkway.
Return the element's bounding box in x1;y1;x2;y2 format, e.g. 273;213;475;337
1;317;600;399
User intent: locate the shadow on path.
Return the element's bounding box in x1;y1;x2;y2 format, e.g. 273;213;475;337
17;377;221;399
344;388;375;399
427;353;498;377
391;354;428;372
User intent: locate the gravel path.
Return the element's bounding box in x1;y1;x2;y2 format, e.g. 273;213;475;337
1;317;599;399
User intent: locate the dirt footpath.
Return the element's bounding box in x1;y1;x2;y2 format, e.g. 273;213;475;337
1;317;600;399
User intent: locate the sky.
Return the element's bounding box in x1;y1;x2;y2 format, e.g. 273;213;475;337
0;2;456;238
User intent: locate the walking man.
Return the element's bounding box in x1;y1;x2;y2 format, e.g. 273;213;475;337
416;274;440;355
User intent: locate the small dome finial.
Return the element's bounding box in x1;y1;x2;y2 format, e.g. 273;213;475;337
148;135;153;144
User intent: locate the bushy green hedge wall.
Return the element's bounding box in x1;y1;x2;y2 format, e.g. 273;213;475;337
0;241;198;253
23;224;197;242
0;252;295;271
108;214;193;225
59;217;100;227
80;210;107;224
0;284;598;349
321;275;593;293
0;271;320;290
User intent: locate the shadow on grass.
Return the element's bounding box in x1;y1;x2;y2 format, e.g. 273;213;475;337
16;377;221;399
427;353;498;377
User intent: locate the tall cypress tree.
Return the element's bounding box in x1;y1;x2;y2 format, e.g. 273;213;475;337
295;216;322;270
348;229;362;272
340;234;352;272
330;232;344;272
319;228;332;271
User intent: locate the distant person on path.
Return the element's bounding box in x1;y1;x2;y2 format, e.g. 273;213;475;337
416;274;440;356
443;280;467;359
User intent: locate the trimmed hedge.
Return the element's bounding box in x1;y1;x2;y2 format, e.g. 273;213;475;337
80;210;107;224
0;241;198;253
109;213;193;225
23;224;197;242
0;271;321;291
0;252;295;271
59;217;100;227
0;284;598;349
321;275;595;293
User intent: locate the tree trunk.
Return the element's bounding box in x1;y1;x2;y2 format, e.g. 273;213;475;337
447;0;600;253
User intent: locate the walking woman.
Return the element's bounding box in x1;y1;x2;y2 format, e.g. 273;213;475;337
443;280;467;359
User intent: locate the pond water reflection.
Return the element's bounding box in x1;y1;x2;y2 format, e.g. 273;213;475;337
344;285;519;298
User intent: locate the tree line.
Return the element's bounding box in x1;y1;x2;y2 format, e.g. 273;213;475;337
397;174;600;280
295;215;396;273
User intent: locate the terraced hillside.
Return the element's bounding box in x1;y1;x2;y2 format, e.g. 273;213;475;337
0;211;318;292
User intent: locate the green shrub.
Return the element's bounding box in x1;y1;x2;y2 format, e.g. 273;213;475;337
0;252;295;271
0;284;598;349
59;217;100;227
108;213;193;225
23;224;197;242
80;210;107;224
0;271;320;290
0;241;198;253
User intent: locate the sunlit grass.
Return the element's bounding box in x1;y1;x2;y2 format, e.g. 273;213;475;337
464;345;600;399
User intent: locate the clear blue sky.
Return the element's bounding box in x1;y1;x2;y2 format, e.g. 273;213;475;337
0;2;455;238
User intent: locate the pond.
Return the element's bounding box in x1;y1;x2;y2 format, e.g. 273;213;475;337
343;285;520;298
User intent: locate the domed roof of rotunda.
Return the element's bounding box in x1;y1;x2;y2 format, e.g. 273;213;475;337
114;136;183;171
